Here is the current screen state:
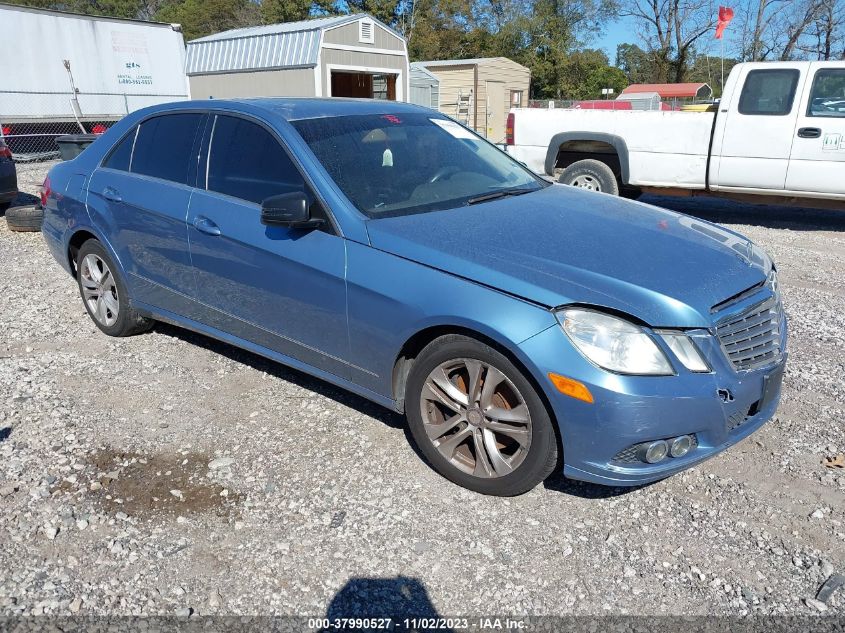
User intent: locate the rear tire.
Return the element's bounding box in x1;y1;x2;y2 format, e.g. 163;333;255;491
76;239;154;337
6;205;43;232
405;335;559;496
559;159;619;196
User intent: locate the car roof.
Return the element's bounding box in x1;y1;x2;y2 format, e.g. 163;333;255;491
140;98;433;122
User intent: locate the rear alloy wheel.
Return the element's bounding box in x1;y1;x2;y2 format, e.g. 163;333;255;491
406;335;558;496
559;159;619;196
76;239;154;337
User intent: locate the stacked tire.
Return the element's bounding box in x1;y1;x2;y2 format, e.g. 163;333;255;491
4;205;44;232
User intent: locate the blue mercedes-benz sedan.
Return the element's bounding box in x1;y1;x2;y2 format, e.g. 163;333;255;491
41;99;786;496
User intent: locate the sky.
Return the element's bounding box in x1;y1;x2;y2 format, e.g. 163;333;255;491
595;13;745;66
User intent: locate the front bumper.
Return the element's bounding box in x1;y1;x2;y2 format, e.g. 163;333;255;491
519;312;786;487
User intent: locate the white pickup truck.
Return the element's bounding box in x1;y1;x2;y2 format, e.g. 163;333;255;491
505;61;845;208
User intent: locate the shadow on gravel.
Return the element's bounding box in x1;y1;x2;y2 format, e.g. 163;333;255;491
0;427;11;443
323;576;446;632
154;323;656;500
543;472;649;499
642;195;845;232
7;192;40;211
153;322;405;431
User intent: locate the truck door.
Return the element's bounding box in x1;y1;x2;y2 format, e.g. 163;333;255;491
785;62;845;195
711;64;806;190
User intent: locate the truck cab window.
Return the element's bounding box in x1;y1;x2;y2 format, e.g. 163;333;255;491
808;69;845;118
738;69;800;116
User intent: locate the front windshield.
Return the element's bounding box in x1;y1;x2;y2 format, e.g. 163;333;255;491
292;112;546;218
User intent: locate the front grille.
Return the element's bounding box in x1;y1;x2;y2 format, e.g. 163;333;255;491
715;293;784;371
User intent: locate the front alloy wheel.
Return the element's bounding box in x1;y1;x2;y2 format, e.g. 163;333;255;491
406;335;559;496
421;358;532;478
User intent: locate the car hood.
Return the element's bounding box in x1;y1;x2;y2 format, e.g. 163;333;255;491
365;185;771;328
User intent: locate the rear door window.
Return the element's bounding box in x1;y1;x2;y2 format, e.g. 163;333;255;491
738;69;800;116
808;69;845;118
206;115;306;205
131;113;204;185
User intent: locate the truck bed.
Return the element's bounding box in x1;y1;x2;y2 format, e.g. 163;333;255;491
509;109;715;189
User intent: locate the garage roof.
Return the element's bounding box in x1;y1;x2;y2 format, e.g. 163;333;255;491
186;14;398;76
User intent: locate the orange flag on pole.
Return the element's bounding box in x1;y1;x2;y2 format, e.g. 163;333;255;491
715;6;734;39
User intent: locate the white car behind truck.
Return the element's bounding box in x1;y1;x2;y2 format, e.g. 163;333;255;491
506;61;845;207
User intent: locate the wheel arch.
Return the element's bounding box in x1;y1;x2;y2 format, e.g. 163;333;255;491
391;324;562;459
545;132;630;184
66;226;122;279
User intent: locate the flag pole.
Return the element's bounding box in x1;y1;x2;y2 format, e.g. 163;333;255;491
721;36;725;94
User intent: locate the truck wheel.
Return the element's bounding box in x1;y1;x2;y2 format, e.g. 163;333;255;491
559;159;619;196
5;205;44;232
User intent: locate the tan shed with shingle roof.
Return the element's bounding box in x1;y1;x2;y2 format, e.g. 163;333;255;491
416;57;530;143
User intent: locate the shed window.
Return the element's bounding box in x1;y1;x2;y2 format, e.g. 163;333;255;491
359;19;374;44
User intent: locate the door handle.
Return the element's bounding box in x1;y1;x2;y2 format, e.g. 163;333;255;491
102;186;122;202
797;127;822;138
193;216;221;236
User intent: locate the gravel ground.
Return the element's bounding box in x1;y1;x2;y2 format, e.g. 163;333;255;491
2;161;845;619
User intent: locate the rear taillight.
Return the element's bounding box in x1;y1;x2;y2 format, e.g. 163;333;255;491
506;112;515;146
41;176;51;208
1;125;10;137
0;139;10;159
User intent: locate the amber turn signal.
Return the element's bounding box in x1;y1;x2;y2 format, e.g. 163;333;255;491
548;373;594;403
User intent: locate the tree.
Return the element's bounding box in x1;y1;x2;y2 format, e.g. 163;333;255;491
155;0;261;41
744;0;830;61
619;0;716;82
346;0;401;25
615;42;658;83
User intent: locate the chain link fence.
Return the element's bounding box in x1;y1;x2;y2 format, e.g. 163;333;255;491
0;90;188;161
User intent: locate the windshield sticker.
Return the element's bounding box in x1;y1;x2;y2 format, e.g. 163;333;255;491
430;118;476;140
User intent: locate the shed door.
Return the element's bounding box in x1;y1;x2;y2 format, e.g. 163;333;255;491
331;71;397;100
485;80;505;142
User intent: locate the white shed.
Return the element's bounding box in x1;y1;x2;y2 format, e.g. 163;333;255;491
409;62;440;110
186;14;409;101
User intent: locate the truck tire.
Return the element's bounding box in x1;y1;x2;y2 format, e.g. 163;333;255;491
558;159;619;196
5;205;44;232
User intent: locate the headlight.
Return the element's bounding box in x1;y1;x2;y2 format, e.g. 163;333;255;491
556;308;673;375
659;332;710;372
767;267;779;294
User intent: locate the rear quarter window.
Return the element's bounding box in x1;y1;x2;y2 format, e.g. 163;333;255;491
102;128;136;171
738;69;800;116
131;113;204;185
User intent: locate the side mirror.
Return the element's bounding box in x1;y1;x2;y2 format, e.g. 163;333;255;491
260;192;324;229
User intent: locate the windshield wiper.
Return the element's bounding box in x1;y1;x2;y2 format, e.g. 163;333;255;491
467;188;534;205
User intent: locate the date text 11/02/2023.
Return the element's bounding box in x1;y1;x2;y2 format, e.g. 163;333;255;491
307;617;527;629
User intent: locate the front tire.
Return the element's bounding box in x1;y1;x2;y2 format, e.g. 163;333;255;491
559;159;619;196
76;239;153;337
405;335;559;496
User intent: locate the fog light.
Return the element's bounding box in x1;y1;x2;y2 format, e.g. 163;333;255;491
641;440;669;464
670;435;693;458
